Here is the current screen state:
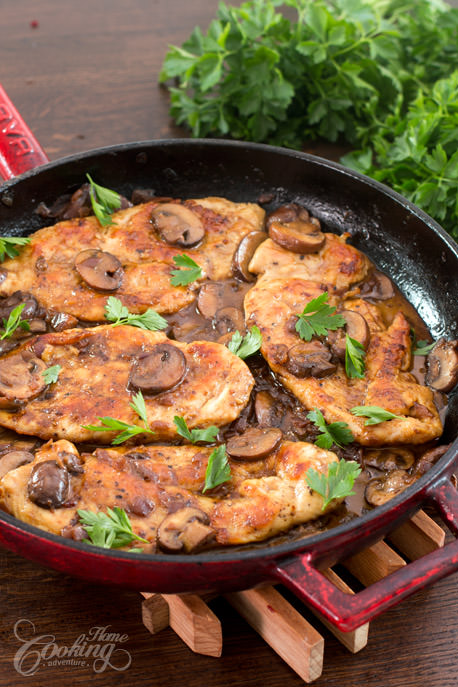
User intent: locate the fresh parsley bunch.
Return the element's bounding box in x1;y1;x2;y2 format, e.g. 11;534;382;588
161;0;458;239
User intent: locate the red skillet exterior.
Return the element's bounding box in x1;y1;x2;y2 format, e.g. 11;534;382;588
0;135;457;631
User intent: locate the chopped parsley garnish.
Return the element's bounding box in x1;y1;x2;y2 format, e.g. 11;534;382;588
345;334;366;379
227;326;262;359
104;296;167;331
350;405;407;426
0;236;30;262
42;365;62;385
295;293;346;342
81;390;154;444
0;303;30;340
170;254;202;286
78;506;149;549
174;416;219;444
203;444;231;492
307;407;354;450
306;459;362;511
86;174;121;226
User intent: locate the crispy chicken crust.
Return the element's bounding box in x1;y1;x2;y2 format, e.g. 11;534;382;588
0;438;339;547
0;197;264;320
244;274;442;446
0;325;254;443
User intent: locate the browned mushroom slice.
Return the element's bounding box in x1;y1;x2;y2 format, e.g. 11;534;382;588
0;450;34;478
0;350;47;406
227;427;283;461
364;448;415;471
0;291;38;320
27;459;70;509
364;469;416;507
214;307;246;335
360;271;395;301
426;339;458;392
286;341;337;378
266;203;325;254
232;231;267;282
254;391;277;427
328;310;370;360
49;311;79;331
74;249;123;292
157;507;215;553
413;443;451;477
197;282;226;319
152;203;204;247
130;343;187;394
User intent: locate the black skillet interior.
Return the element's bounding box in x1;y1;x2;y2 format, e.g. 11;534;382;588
0;138;456;446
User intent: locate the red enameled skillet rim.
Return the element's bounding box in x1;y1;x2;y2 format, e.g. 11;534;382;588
0;138;457;565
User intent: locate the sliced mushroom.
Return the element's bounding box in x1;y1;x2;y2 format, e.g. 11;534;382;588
130;344;187;394
266;203;325;254
157;507;215;553
364;448;415;471
254;391;277;427
232;231;267;281
197;282;226;319
27;459;70;509
152;203;204;247
0;291;38;321
328;310;370;360
364;469;416;507
227;427;283;461
426;339;458;392
0;350;47;405
28;319;47;333
74;249;123;292
49;311;79;331
0;450;34;478
286;341;337;378
360;271;395;301
413;443;451;477
214;307;246;336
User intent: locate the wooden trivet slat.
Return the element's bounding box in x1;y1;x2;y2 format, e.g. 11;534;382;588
140;509;445;684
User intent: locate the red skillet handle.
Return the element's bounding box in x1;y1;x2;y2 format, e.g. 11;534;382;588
274;478;458;632
0;83;49;180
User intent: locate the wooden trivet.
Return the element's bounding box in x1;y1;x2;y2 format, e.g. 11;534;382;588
140;509;445;683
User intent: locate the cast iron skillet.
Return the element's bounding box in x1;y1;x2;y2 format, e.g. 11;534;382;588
0;85;457;632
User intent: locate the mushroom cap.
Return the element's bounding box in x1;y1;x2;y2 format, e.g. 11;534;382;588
213;307;246;336
328;310;370;360
0;350;47;404
426;339;458;392
266;203;325;254
157;507;215;553
360;271;395;301
0;450;34;478
130;343;187;394
27;459;70;509
364;448;415;471
227;427;283;461
152;203;204;247
286;341;336;378
364;469;415;507
232;231;267;282
74;249;124;292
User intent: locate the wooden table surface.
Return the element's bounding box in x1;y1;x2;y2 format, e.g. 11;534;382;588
1;2;457;686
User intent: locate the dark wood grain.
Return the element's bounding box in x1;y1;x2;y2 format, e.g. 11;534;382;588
1;1;458;685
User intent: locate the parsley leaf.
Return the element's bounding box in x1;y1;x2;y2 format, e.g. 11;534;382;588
42;365;62;385
104;296;167;331
86;174;121;227
82;390;154;444
174;415;219;444
413;340;436;356
203;444;231;492
78;506;149;549
0;303;30;340
345;334;366;379
350;405;407;426
227;326;262;359
295;293;346;342
307;407;354;449
306;459;362;511
0;236;30;262
170;254;203;286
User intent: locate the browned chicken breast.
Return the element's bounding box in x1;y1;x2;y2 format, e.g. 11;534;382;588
0;197;265;321
0;325;254;443
0;437;340;548
244;273;442;446
248;233;370;291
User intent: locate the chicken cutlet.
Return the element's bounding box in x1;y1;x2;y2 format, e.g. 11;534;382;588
0;436;340;549
0;325;254;443
0;197;265;321
244;273;442;446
